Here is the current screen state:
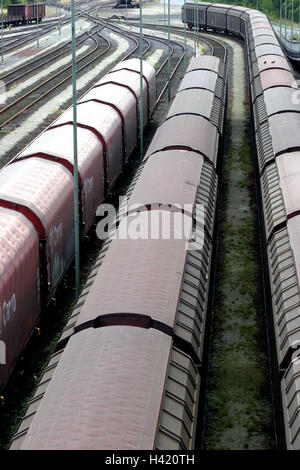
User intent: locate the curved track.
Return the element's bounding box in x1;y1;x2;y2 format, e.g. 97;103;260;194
0;10;187;137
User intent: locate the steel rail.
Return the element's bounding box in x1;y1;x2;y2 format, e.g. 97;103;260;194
0;27;110;129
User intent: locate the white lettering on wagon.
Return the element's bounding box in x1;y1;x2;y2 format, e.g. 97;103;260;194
49;223;64;284
83;177;94;198
51;253;63;285
0;293;17;334
49;223;63;251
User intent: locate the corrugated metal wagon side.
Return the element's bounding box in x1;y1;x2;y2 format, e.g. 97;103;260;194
16;126;105;239
281;351;300;450
0;158;74;305
0;208;40;391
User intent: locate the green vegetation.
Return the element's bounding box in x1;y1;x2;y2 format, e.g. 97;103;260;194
205;114;274;449
209;0;299;22
3;0;27;7
204;46;274;448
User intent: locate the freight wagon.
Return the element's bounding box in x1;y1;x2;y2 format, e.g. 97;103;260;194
0;58;156;393
3;3;45;26
182;1;300;451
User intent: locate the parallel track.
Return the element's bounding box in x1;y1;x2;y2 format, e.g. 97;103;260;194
0;10;187;133
125;20;228;61
1;16;74;54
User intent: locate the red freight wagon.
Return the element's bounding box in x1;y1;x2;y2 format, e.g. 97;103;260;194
6;3;45;25
0;207;40;389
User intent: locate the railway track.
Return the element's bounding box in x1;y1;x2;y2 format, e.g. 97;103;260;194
0;10;186;152
111;19;230;103
0;1;104;60
0;6;105;84
0;27;110;129
1;16;74;55
0;6;225;140
1;16;68;37
0;28;94;84
117;20;228;61
1;17;69;39
95;16;186;103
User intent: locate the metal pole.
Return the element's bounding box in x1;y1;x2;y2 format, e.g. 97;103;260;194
298;0;300;40
285;0;287;37
1;0;3;65
59;6;61;37
256;0;258;10
36;1;39;48
291;0;294;40
196;0;198;51
139;0;143;161
27;0;28;26
280;0;282;35
164;0;166;35
168;0;171;101
184;0;187;69
71;0;80;297
194;0;196;56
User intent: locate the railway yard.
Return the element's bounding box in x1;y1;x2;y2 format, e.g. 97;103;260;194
0;0;300;452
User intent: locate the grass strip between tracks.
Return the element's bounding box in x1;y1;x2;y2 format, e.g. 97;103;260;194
204;40;274;451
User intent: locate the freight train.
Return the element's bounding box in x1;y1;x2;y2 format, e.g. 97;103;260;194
181;2;300;451
5;4;300;451
0;58;156;392
3;3;45;26
9;54;228;450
